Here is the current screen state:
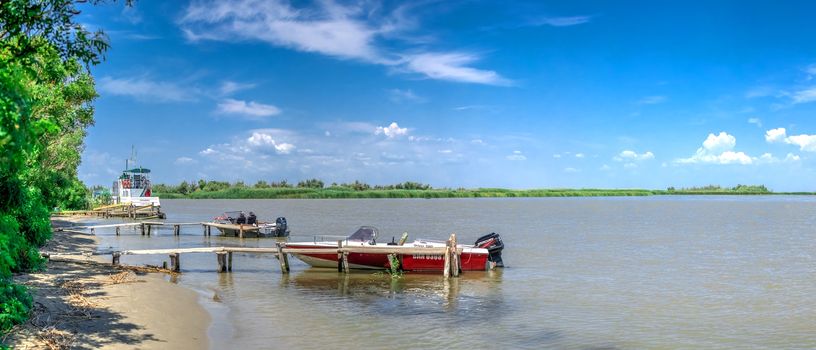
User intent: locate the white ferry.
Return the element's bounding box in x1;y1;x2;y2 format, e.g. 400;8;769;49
112;158;161;207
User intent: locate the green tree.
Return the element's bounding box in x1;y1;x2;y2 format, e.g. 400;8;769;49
0;0;123;332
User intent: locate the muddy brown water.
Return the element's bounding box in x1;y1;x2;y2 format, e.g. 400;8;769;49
88;197;816;349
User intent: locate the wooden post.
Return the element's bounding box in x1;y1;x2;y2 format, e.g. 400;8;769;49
147;224;151;236
203;224;207;235
450;234;459;277
342;252;350;273
276;243;289;273
227;251;233;272
174;225;180;235
207;225;212;236
443;239;451;278
337;240;344;272
141;223;145;236
239;225;244;238
112;252;120;265
115;226;120;235
169;253;180;272
90;228;95;234
216;252;227;273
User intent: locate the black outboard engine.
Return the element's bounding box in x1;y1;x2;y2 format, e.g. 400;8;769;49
474;232;504;267
274;217;289;237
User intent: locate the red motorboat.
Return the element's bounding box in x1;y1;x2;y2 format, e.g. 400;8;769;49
284;226;504;272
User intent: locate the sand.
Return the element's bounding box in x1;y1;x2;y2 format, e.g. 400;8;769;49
4;219;210;349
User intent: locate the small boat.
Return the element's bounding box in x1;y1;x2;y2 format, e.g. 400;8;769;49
284;226;504;272
208;211;289;237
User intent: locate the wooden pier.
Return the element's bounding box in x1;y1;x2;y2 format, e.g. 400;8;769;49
79;221;264;237
43;235;466;277
53;203;165;219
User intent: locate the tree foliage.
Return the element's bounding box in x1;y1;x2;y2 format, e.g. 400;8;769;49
1;0;111;333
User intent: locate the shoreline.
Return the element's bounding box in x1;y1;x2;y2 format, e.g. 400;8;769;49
5;219;210;349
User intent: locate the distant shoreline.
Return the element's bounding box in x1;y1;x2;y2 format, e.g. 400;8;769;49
153;187;816;199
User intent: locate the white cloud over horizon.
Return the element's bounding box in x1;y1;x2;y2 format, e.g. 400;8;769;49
765;127;816;152
676;132;753;165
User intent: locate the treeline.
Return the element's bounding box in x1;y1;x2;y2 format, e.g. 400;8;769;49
0;1;108;332
154;179;433;195
152;180;786;199
664;184;771;194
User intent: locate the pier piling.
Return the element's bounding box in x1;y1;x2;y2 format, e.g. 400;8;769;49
169;253;180;272
216;252;227;273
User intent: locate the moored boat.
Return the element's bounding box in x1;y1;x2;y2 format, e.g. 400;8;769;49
284;226;504;272
208;211;289;237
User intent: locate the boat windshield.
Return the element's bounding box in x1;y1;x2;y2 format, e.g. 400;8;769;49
347;226;378;243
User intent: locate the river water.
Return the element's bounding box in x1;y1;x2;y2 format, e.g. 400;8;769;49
91;197;816;349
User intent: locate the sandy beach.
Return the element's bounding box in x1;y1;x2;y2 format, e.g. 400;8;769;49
4;219;210;349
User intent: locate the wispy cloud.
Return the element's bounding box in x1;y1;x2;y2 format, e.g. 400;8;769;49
531;16;592;27
790;87;816;104
506;150;526;161
179;0;509;85
216;98;281;119
402;52;510;85
747;117;762;127
388;88;425;103
220;81;257;95
97;76;195;102
637;95;667;105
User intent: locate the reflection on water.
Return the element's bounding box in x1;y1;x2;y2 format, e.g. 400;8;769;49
89;197;816;349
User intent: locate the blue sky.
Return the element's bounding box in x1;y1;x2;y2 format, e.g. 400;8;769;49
77;1;816;191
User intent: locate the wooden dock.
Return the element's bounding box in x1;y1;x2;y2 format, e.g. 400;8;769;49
75;221;266;237
43;235;466;277
53;203;165;219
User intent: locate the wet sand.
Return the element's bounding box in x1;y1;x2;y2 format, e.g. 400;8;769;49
5;219;210;349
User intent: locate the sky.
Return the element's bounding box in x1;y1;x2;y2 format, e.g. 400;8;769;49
76;0;816;191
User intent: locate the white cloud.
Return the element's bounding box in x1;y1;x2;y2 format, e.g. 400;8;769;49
438;149;453;154
676;132;752;165
220;81;256;95
533;16;592;27
614;150;654;162
702;131;736;154
246;131;295;154
747;117;762;127
388;88;424;103
200;148;217;155
575;153;585;158
599;164;611;171
637;95;667;105
506;150;526;161
791;87;816;104
552;154;561;159
375;122;409;138
765;127;787;143
402;52;510;85
564;167;579;173
98;76;194;102
180;0;508;85
174;157;197;164
785;134;816;152
216;98;281;118
623;163;637;169
765;127;816;152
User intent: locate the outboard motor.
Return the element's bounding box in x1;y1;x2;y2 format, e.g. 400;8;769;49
274;217;289;237
474;232;504;267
